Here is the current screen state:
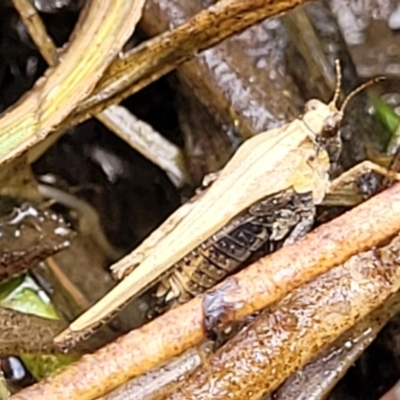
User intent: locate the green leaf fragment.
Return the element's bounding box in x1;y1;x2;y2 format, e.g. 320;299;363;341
0;275;25;302
21;354;79;381
0;275;79;381
0;276;58;320
372;95;400;135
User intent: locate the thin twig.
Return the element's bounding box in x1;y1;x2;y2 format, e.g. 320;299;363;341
98;342;213;400
12;0;58;66
45;257;91;312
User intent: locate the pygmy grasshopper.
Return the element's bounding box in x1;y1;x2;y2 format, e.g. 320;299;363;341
54;61;400;348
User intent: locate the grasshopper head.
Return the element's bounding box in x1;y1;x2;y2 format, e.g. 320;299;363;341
304;98;343;163
303;60;384;164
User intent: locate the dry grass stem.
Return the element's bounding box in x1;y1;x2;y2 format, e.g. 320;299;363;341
97;106;189;188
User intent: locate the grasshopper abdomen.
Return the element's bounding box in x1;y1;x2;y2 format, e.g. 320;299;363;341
148;189;315;317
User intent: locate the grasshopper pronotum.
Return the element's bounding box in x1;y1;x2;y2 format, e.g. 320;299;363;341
54;61;400;348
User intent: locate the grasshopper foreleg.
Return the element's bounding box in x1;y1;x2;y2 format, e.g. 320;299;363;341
323;160;400;206
283;214;315;246
329;161;400;192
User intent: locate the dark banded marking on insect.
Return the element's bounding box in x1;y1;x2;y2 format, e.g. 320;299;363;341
148;188;315;318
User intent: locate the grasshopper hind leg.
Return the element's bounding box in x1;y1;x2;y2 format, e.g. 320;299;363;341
201;191;316;341
146;190;316;322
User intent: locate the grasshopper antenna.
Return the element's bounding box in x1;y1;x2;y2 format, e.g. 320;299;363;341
331;59;342;107
339;76;385;114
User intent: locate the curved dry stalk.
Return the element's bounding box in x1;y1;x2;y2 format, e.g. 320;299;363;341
0;0;146;165
38;184;123;261
10;183;400;400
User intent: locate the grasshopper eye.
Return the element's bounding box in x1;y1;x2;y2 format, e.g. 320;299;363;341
322;114;341;137
304;99;324;112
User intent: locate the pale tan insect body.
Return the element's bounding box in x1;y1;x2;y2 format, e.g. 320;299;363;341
60;100;335;337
